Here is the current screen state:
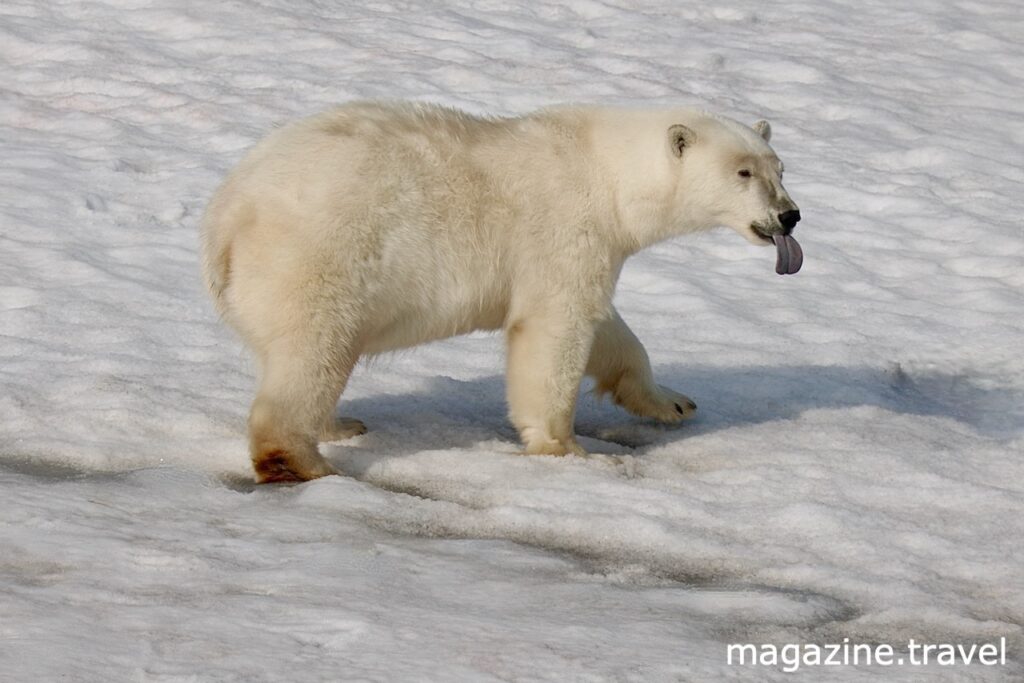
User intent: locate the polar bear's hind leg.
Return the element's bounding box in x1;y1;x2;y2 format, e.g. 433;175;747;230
248;331;361;483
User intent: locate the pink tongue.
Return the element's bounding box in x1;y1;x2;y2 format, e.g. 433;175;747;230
772;234;803;275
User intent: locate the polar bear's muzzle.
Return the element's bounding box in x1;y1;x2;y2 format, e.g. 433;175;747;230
778;209;801;232
752;209;801;238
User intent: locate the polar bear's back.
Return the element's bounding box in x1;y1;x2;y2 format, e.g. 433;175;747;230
200;102;551;346
307;100;510;145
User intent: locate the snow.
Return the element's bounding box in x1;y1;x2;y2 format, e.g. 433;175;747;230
1;0;1022;680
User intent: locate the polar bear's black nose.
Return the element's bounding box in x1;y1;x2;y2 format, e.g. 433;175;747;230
778;210;801;232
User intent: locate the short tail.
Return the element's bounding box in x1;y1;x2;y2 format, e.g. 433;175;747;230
199;191;237;319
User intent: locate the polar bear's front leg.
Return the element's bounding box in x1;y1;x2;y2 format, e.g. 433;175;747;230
586;308;697;423
505;316;594;456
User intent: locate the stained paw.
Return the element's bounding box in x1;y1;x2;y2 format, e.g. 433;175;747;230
252;449;337;484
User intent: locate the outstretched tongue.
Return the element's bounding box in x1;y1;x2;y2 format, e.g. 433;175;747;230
772;233;803;275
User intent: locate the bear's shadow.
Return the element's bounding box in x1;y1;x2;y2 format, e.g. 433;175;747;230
328;362;1021;472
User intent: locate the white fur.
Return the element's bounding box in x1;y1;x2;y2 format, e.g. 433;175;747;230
201;101;799;482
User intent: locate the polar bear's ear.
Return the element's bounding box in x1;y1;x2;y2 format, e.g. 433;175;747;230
753;120;772;142
668;124;697;158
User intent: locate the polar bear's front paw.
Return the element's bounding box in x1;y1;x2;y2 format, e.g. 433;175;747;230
649;384;697;423
522;433;587;457
617;383;697;424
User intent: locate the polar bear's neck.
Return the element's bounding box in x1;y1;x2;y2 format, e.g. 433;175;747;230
569;107;720;255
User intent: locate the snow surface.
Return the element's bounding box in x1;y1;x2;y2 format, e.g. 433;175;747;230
2;0;1023;680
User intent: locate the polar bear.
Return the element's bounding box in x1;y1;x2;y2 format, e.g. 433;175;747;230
201;102;802;483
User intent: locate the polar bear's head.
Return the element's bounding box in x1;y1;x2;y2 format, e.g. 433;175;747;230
668;116;800;247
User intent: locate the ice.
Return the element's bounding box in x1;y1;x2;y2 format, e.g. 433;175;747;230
1;0;1022;680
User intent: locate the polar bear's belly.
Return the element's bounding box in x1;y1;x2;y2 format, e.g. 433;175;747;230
360;269;510;354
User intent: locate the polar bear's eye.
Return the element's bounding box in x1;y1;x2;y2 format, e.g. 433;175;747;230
738;169;752;178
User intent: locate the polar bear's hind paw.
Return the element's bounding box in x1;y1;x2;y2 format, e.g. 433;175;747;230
320;416;367;442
